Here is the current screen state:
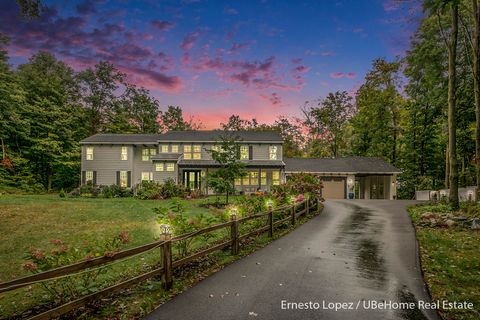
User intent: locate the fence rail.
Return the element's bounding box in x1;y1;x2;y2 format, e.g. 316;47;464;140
0;197;322;320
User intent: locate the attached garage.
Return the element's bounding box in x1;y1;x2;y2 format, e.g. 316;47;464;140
283;157;401;200
320;177;345;199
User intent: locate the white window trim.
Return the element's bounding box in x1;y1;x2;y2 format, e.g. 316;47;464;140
155;163;164;171
166;163;175;172
161;145;169;153
86;147;94;160
121;146;128;161
269;146;278;160
86;171;94;182
240;145;249;160
141;172;153;181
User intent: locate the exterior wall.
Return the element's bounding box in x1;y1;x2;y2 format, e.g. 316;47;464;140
81;145;133;186
132;145;155;185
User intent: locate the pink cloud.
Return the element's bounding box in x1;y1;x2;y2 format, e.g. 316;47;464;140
180;31;201;51
151;20;175;31
329;72;356;79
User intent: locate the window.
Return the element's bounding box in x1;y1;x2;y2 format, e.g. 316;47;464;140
142;148;150;161
250;172;258;186
161;145;168;153
86;171;93;183
261;171;267;185
172;145;179;153
240;146;248;160
86;147;94;160
269;146;278;160
121;147;128;160
184;153;192;160
235;178;241;186
184;145;192;152
193;145;201;159
272;171;280;185
141;172;153;181
120;171;128;188
155;163;164;171
242;174;249;185
166;163;175;172
149;148;156;156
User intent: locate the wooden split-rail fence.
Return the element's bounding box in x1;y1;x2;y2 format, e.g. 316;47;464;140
0;197;322;320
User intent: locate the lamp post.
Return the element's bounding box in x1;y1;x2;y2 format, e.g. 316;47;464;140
230;207;239;255
266;200;274;237
159;224;172;289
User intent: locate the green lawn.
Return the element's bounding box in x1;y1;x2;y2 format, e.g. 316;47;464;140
0;194;225;282
408;204;480;320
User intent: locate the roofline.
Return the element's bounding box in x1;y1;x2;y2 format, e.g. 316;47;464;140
156;140;283;143
79;141;158;145
285;170;401;174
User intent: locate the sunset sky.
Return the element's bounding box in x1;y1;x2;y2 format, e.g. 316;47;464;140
1;0;419;128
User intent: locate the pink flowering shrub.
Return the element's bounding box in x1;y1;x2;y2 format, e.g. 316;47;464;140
22;232;131;302
272;173;323;202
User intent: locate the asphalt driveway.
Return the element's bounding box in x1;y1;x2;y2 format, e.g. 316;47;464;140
145;200;440;320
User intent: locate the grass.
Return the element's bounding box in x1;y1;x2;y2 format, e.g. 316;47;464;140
0;193;310;319
408;203;480;320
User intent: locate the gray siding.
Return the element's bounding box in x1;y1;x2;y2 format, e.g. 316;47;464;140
81;145;133;186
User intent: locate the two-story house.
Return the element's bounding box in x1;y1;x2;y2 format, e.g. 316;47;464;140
80;130;285;194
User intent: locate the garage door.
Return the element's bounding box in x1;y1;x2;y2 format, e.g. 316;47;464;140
321;178;345;199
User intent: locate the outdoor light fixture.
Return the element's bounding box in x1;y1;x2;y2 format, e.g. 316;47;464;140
290;196;296;205
266;199;274;210
347;177;354;185
230;206;238;219
159;224;171;236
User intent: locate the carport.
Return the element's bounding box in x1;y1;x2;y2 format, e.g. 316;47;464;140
283;157;401;200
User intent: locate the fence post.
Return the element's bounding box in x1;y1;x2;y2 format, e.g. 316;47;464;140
306;198;310;214
291;203;296;225
160;233;173;290
230;213;239;255
268;209;273;237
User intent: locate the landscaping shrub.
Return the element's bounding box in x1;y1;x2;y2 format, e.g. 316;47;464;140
22;232;131;302
135;179;186;200
272;172;323;200
59;188;66;198
100;184;126;198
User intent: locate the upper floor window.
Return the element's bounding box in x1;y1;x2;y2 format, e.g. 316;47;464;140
160;145;169;153
269;146;278;160
142;148;157;161
193;145;202;159
121;147;128;161
240;146;249;160
172;145;179;153
166;163;175;171
183;145;192;159
86;147;94;160
155;163;164;171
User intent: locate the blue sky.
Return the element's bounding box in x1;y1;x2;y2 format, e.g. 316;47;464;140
1;0;420;128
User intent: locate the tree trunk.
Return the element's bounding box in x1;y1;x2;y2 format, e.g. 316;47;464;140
473;0;480;197
0;137;5;160
445;145;449;188
448;4;459;209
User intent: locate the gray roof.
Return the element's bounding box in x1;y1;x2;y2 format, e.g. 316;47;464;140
157;130;283;142
151;153;183;160
80;134;161;144
284;157;401;174
178;160;285;168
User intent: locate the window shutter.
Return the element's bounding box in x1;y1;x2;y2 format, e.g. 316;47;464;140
116;171;120;186
127;171;131;188
248;146;253;160
93;171;97;186
81;171;86;185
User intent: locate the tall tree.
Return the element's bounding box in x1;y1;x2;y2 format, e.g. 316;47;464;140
272;116;304;157
303;91;354;157
158;106;201;132
77;61;125;135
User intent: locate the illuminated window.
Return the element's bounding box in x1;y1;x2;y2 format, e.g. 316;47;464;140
150;148;156;155
86;171;93;183
193;152;201;159
155;163;164;171
193;145;201;153
235;178;242;186
240;146;248;160
172;145;179;153
121;147;128;160
161;145;168;153
166;163;175;171
261;171;267;185
250;172;258;186
269;146;277;160
184;153;192;160
212;145;219;152
120;171;128;188
141;172;153;181
243;174;250;185
142;148;150;161
86;147;94;160
184;145;192;152
272;171;280;185
193;145;202;159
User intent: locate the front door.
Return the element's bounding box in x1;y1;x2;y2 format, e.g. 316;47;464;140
183;170;201;190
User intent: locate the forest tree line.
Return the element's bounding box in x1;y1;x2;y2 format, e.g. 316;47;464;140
1;0;479;202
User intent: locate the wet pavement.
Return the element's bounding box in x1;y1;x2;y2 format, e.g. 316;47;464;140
145;200;440;320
